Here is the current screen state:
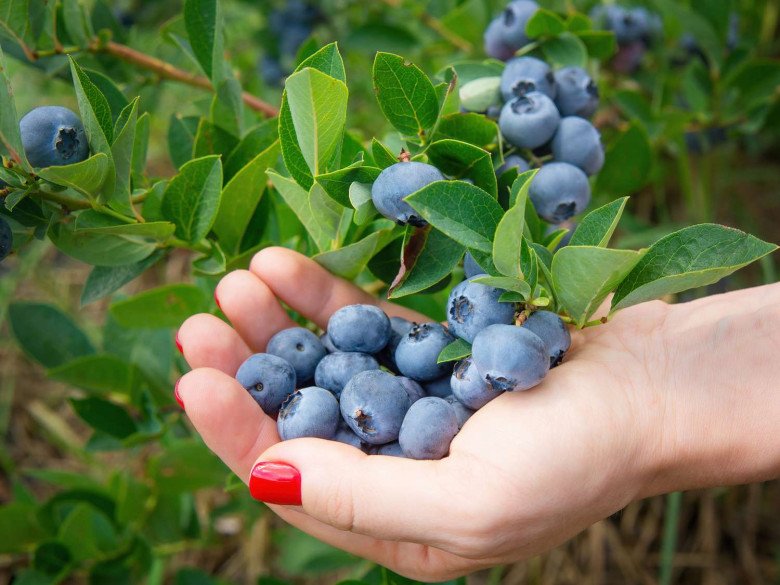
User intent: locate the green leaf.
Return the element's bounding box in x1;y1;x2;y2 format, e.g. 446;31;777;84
520;238;538;292
285;67;348;178
224;119;278;180
434;113;499;149
389;226;464;298
575;31;617;60
493;170;537;277
0;504;46;553
314;229;394;279
68;57;113;149
542;32;588;68
148;439;227;494
372;52;439;138
0;47;26;165
36;153;111;200
348;181;378;225
62;0;92;45
553;247;643;326
371;138;397;168
109;98;138;214
57;504;119;562
296;42;346;81
109;284;209;329
437;338;472;364
192;118;239;159
525;9;566;38
132;112;150;185
440;60;505;86
406;180;503;253
84;68;129;121
183;0;218;79
426;139;497;198
470;275;531;297
48;354;143;397
316;164;381;208
70;396;137;439
612;225;778;311
81;251;163;306
8;302;95;368
596;122;652;196
167;115;200;169
161;155;222;242
569;197;628;247
213;141;279;255
192;241;227;276
33;541;71;576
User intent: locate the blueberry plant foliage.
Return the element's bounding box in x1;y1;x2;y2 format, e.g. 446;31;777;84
0;0;777;584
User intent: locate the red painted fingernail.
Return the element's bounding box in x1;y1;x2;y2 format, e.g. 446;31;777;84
249;462;302;505
174;378;185;410
214;290;222;311
175;332;183;355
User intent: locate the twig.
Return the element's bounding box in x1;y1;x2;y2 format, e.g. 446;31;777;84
380;0;472;52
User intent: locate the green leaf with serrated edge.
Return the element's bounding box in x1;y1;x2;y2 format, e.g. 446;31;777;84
70;397;137;439
49;219;175;267
192;118;239;159
285;68;348;177
525;9;566;38
389;226;464;298
314;229;395;279
213;141;279;255
570;197;628;247
554;246;643;326
36;153;111;200
542;33;588;68
85;68;128;121
109;98;138;215
8;302;95;368
437;338;472;364
372;52;439;138
161;155;222;242
0;47;27;165
596;123;652;196
349;182;378;225
576;31;617;60
81;251;163;306
168;115;199;169
434;113;499;148
493;170;537;277
471;275;531;297
132;112;150;185
406;180;503;253
48;354;143;397
425;139;497;198
110;284;209;329
316;164;381;207
371;138;397;168
520;238;538;292
611;225;778;311
69;57;113;147
224;119;278;180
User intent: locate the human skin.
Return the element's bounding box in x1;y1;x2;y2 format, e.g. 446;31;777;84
176;246;780;582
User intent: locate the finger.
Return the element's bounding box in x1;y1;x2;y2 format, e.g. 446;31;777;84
250;438;486;549
250;246;427;329
215;269;296;351
177;313;252;375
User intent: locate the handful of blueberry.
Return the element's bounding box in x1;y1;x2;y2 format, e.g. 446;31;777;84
234;282;570;459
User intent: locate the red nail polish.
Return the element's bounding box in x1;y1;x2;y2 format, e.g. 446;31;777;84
175;332;183;355
174;379;185;410
249;462;302;505
214;290;222;310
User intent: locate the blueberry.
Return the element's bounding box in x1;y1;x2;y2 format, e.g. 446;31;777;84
496;153;531;178
611;40;646;74
260;55;286;87
484;18;516;61
371;161;445;226
486;104;503;120
266;327;327;384
19;106;89;168
236;353;297;416
277;386;340;440
327;304;391;354
528;162;590;223
376;316;415;371
551;117;604;176
314;351;379;397
399;397;459;460
340;370;411;445
447;276;517;343
320;332;338;353
333;420;369;451
553;67;599;118
397;376;426;403
445;395;475;429
374;441;405;457
496;1;539;50
500;57;556;101
424;375;452;398
463;252;487;279
395;322;456;382
451;357;503;409
602;6;648;44
499;92;561;150
0;217;12;263
522;310;571;367
471;324;549;392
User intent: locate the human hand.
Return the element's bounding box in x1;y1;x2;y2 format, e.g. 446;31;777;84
176;247;780;581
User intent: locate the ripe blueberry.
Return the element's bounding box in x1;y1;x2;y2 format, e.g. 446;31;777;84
447;276;517;343
471;324;550;392
19;106;89;168
444;395;474;429
374;441;405;457
314;351;379;397
397;376;426;404
553;67;599;118
522;310;571;367
551;117;605;176
423;375;452;398
327;304;391;354
499;92;561;150
376;316;415;371
340;370;411;445
399;397;459;460
528;162;591;223
463;252;487;278
484;18;516;61
450;357;503;409
395;322;455;382
496;153;531;178
266;327;327;384
496;1;539;50
500;57;556;101
277;386;340;440
371;161;445;226
320;332;338;353
333;420;369;451
236;353;296;416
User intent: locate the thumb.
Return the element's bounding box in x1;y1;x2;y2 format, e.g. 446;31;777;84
247;438;476;547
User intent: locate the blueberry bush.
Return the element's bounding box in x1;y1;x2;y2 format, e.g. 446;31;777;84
0;1;778;584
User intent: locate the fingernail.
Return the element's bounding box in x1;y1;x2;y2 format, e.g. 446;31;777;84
175;332;183;355
174;378;185;410
249;462;302;505
214;289;222;311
